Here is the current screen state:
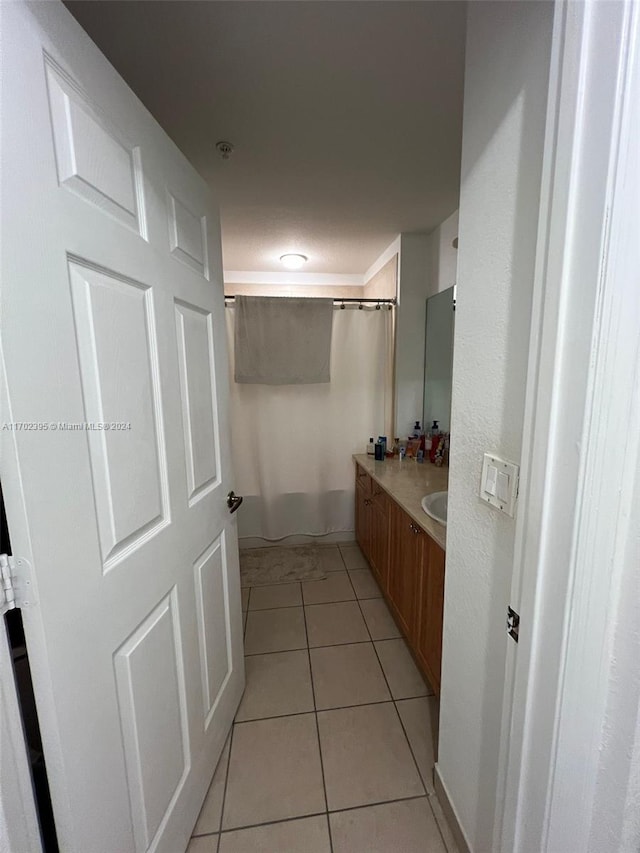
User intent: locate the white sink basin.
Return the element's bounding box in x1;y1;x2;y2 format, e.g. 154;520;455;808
421;491;448;526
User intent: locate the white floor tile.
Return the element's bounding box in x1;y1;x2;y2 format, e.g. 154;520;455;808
248;582;302;610
310;643;390;709
348;568;382;599
396;696;439;792
223;714;325;829
330;797;446;853
339;543;369;570
318;546;347;573
302;571;355;605
317;703;424;811
375;639;429;699
244;607;307;655
219;815;331;853
360;598;402;640
305;602;369;647
192;736;230;836
187;835;217;853
236;650;314;721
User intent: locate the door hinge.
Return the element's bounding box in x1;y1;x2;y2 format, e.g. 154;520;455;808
0;554;32;615
507;606;520;642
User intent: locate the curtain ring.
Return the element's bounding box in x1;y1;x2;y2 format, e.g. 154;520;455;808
358;301;364;310
341;300;345;309
376;301;381;310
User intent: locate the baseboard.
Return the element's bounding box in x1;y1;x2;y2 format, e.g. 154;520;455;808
434;763;473;853
239;531;356;549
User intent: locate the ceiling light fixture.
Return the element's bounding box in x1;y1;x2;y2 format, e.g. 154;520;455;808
215;141;234;160
279;253;308;270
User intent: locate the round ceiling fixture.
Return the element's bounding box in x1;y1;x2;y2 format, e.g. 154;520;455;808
279;253;308;270
215;141;234;160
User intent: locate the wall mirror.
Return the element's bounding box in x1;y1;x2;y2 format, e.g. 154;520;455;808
423;285;455;434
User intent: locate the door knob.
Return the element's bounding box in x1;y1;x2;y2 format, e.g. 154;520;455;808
227;490;243;514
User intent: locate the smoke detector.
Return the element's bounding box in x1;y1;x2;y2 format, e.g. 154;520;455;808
216;141;234;160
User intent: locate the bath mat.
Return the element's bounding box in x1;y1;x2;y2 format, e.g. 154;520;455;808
240;545;327;586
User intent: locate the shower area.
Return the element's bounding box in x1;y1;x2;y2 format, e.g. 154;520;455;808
224;285;396;547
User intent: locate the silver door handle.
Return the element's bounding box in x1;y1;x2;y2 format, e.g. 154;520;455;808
227;491;243;514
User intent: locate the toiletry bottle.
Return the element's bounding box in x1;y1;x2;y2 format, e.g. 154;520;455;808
413;421;422;438
374;442;384;461
428;421;439;463
378;436;387;456
367;437;375;456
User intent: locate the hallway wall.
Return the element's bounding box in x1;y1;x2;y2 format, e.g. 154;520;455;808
437;3;553;850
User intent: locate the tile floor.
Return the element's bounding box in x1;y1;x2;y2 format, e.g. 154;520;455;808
188;542;454;853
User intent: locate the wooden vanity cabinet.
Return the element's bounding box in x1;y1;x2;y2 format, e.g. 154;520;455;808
354;461;445;697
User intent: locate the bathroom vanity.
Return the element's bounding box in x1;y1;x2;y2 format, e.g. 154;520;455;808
353;454;447;696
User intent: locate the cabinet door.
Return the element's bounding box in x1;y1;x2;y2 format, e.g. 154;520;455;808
369;491;390;592
415;538;445;695
387;504;421;640
355;464;371;495
355;478;371;560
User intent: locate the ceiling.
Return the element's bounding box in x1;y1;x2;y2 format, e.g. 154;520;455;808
64;1;466;275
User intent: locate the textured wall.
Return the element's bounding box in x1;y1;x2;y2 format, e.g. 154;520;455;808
364;255;398;300
438;3;553;850
428;209;459;297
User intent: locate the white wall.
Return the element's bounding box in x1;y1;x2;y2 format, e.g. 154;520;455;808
428;209;459;297
588;457;640;853
437;3;553;851
395;233;430;437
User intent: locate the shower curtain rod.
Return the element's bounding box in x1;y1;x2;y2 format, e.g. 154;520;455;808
224;296;396;308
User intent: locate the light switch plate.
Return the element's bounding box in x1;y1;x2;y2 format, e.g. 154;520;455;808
480;453;519;517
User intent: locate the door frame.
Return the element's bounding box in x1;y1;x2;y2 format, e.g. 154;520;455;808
495;1;640;850
0;620;43;853
1;352;47;853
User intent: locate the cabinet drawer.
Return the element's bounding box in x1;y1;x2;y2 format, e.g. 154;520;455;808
355;463;372;494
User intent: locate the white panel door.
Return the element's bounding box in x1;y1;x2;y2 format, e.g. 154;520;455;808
0;3;244;852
